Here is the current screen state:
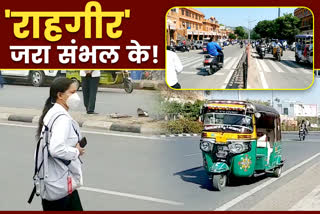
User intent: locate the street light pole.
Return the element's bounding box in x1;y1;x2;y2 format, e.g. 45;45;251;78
248;19;257;44
278;8;280;18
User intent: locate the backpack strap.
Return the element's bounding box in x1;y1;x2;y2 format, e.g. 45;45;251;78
46;113;73;166
28;113;65;204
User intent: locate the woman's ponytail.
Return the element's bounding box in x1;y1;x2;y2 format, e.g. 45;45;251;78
36;97;54;139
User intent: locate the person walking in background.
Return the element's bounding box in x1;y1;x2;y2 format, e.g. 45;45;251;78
0;71;4;88
166;49;183;89
80;70;101;114
36;78;85;211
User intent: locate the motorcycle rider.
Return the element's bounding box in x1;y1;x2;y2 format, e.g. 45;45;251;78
299;120;308;135
207;37;224;66
240;40;243;47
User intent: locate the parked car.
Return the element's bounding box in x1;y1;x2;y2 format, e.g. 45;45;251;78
1;70;66;87
194;40;204;49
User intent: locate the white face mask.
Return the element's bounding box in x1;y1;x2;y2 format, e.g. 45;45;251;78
66;93;81;110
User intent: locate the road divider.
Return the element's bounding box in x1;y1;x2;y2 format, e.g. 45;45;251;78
0;107;164;135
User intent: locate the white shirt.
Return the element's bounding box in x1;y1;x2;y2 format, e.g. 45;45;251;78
43;103;83;188
80;70;101;77
166;50;183;86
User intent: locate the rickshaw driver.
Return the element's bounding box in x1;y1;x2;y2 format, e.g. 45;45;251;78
257;132;273;165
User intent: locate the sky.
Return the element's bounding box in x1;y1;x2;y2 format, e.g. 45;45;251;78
208;78;320;106
196;8;296;28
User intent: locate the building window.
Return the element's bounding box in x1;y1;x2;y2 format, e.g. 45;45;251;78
182;9;184;15
196;24;198;30
186;10;189;17
283;108;289;115
171;8;176;12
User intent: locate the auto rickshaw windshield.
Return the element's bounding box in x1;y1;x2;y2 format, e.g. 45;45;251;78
203;113;253;133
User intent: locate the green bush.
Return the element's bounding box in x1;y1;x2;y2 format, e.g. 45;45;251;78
167;120;185;134
166;119;203;134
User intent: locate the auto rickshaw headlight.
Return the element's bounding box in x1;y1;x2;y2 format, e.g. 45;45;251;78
228;142;249;154
200;139;214;152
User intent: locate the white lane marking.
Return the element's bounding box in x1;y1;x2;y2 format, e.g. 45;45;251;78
224;57;238;70
184;153;201;157
231;55;242;69
182;58;204;68
79;186;184;206
255;58;263;72
269;60;285;73
258;59;272;73
215;152;320;211
0;122;160;140
259;69;269;89
289;183;320;210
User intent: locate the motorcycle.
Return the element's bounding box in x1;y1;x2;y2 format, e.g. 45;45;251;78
299;128;306;141
175;44;190;52
203;51;224;75
240;43;243;48
273;46;283;61
258;45;266;59
167;45;176;52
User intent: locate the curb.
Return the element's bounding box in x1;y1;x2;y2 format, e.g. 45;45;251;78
160;133;200;138
0;113;162;135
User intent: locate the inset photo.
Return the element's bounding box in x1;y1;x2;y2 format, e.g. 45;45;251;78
166;7;314;90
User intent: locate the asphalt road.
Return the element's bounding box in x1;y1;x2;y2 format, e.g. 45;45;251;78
251;48;313;89
0;85;160;118
1;120;320;210
176;44;244;89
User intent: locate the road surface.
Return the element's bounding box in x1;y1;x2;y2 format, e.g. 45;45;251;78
251;48;313;89
176;44;244;89
0;85;160;118
1;120;319;210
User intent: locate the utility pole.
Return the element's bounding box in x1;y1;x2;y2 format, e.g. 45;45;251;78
278;8;280;18
248;18;257;44
238;90;241;101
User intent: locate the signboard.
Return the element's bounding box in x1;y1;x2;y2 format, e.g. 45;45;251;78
294;104;318;117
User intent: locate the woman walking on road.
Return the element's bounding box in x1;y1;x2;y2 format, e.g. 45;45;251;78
36;78;85;211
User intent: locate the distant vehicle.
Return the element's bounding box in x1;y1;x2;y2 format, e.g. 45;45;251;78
194;40;204;49
295;34;313;65
1;70;66;87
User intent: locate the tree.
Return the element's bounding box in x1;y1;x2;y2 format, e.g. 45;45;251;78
253;13;301;43
274;13;301;43
229;33;236;40
234;26;247;39
254;20;276;39
250;30;261;40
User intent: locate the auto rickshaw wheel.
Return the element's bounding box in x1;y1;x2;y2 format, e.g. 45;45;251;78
212;174;227;191
124;78;133;93
273;166;282;178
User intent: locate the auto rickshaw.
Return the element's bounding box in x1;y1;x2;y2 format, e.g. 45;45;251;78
271;40;283;61
199;100;284;191
66;70;133;93
295;34;313;65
